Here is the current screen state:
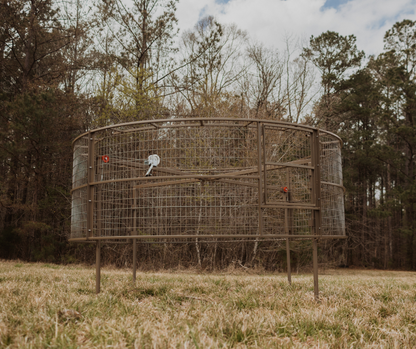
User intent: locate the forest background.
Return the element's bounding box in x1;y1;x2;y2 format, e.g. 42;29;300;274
1;0;416;271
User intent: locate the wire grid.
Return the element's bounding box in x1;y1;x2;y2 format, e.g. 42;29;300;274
261;126;314;235
94;124;257;180
71;136;88;238
263;208;313;235
320;134;343;185
71;188;87;238
320;133;345;235
70;119;345;240
72;136;89;188
321;184;345;235
263;127;311;164
265;167;312;204
134;182;258;237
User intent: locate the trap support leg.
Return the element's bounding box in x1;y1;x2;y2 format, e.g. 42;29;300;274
96;241;101;294
286;238;291;285
133;238;137;282
313;238;319;301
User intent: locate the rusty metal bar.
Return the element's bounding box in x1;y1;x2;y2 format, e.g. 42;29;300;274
262;204;319;210
286;238;291;284
321;181;346;192
71;235;346;244
133;188;137;282
89;174;260;188
262;124;267;204
132;174;261;181
313;238;319;301
135;178;199;189
87;133;95;239
265;162;314;169
133;238;137;283
134;178;271;190
96;240;101;294
96;158;102;239
257;122;264;236
96;186;102;239
312;130;322;236
263;123;314;133
73;117;342;145
286;168;292;285
69;234;347;242
311;129;322;301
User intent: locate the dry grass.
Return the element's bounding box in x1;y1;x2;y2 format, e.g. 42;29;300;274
0;261;415;348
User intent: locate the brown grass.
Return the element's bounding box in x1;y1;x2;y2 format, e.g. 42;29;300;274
0;260;415;348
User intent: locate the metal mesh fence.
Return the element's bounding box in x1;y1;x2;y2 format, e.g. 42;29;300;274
70;118;345;240
320;133;345;235
71;135;88;238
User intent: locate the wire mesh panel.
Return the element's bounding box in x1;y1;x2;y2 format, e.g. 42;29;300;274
263;208;313;235
134;182;258;237
263;126;312;164
320;133;345;235
71;135;88;238
70;118;345;241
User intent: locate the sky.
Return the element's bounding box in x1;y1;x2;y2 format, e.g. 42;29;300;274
175;0;416;56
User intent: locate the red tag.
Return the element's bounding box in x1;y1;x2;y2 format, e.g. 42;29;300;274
102;155;109;163
282;186;288;193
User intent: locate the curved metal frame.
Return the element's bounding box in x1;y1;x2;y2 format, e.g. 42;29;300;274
70;117;346;298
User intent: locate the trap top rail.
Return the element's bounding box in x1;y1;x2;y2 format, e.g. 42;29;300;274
72;117;342;146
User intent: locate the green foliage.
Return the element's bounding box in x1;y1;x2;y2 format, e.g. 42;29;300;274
94;67;163;126
0;88;79;262
319;20;416;269
303;31;364;93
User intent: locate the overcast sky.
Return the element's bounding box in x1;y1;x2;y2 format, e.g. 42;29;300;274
175;0;416;56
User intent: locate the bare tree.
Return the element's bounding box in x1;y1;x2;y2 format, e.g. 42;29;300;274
175;16;248;113
245;43;283;118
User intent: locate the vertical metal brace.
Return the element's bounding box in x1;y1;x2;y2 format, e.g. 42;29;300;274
312;238;319;300
262;125;267;204
133;189;137;282
96;240;101;294
133;239;137;282
312;130;322;236
87;132;100;294
96;172;102;240
87;133;95;239
286;238;291;285
285;168;292;285
257;122;264;236
311;130;321;301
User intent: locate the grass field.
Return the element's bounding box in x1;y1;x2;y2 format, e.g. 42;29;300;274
0;261;415;348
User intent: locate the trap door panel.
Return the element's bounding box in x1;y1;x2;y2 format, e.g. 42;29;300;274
261;125;318;235
262;124;314;206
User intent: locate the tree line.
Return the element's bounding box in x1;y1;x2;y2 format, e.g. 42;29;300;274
1;0;415;270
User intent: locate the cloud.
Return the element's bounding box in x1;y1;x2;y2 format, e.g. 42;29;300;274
176;0;416;56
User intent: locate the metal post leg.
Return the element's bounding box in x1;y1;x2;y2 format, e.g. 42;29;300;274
286;238;291;284
313;238;319;301
96;241;101;294
133;238;137;282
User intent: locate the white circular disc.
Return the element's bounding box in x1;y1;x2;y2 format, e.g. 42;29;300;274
148;154;160;166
